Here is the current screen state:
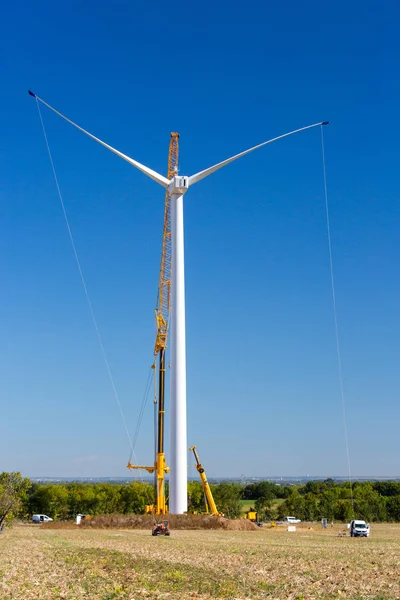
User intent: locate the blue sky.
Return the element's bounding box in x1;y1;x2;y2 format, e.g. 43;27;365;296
1;0;399;478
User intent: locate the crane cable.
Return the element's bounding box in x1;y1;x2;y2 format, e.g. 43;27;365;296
35;98;139;464
128;364;154;464
320;125;354;511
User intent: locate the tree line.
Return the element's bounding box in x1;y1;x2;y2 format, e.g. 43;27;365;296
0;473;245;524
243;479;400;523
1;473;400;527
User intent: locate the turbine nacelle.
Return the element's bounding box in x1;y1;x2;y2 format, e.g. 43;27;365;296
168;176;189;196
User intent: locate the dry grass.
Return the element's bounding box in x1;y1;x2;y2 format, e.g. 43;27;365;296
1;522;400;599
76;513;259;531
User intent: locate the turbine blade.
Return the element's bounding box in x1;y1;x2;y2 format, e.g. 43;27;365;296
29;92;169;188
188;122;329;186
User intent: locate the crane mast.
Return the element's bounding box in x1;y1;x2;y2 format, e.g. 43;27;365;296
189;446;221;516
127;133;180;515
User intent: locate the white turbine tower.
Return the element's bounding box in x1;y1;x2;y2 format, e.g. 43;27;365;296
29;90;328;514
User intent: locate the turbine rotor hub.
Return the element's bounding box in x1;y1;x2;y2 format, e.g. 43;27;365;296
168;175;189;195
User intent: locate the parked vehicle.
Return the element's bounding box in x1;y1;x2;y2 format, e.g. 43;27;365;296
152;520;170;536
349;520;370;537
32;514;53;523
283;516;301;524
246;510;262;524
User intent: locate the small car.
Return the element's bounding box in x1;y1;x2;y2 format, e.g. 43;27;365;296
32;514;53;523
283;516;301;524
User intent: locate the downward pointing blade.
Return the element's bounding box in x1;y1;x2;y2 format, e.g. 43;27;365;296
188;121;329;186
29;92;169;188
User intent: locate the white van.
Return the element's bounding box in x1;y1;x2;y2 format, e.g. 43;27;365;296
32;514;53;523
349;519;370;537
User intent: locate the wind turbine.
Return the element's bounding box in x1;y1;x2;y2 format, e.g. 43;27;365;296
29;89;328;514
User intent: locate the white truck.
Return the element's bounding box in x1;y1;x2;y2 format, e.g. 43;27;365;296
349;519;370;537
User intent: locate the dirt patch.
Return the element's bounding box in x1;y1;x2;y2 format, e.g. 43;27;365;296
43;513;258;531
40;521;79;529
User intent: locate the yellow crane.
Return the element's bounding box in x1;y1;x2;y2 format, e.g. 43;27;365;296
127;133;180;515
189;446;222;516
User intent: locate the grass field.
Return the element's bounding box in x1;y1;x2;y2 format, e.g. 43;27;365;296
1;522;400;599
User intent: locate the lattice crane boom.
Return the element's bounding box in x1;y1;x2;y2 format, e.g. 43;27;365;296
154;132;179;356
127;133;179;515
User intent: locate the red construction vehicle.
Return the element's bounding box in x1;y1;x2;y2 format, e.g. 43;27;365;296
151;520;170;536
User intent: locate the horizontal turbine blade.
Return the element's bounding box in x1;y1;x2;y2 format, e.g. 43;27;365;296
29;91;169;188
188;121;329;186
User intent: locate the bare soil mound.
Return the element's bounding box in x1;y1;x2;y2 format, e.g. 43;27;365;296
45;514;258;530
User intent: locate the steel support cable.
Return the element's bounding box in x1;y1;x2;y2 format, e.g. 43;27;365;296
320;125;354;511
153;364;158;499
35;99;139;463
128;363;154;464
153;362;157;460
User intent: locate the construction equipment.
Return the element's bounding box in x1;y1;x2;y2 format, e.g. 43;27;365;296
246;510;263;526
246;510;258;522
152;519;170;536
189;445;222;516
127;133;179;515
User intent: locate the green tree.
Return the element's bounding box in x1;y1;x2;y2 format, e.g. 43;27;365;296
255;491;276;521
303;493;319;521
280;486;294;499
212;483;242;518
337;484;354;501
301;481;320;495
69;484;97;516
278;490;306;520
119;482;154;514
373;481;400;497
353;483;387;522
0;472;31;531
90;484;122;514
29;484;69;519
188;481;206;512
324;478;335;488
386;495;400;521
318;489;339;521
333;499;353;522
